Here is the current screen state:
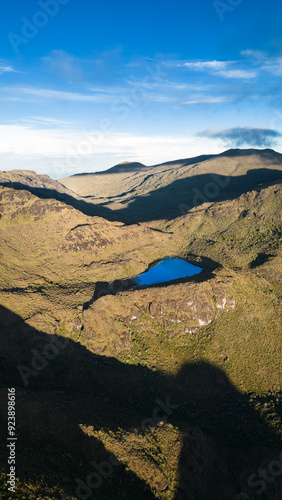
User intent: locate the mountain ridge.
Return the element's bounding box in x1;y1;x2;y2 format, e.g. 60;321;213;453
66;148;282;177
58;148;282;223
2;148;282;224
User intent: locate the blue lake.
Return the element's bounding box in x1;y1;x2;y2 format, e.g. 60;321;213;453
132;258;203;286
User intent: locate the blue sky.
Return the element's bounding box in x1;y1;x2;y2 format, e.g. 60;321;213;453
1;0;282;178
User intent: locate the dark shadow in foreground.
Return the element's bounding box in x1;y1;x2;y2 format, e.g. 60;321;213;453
0;305;281;499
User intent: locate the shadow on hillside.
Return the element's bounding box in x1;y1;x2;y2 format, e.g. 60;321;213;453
1;167;282;225
0;305;281;499
99;168;282;223
83;255;220;310
0;180;113;220
249;252;276;269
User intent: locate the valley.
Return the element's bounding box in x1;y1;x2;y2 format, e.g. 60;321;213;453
0;149;281;499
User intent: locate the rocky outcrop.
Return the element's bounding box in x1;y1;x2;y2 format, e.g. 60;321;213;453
82;273;236;355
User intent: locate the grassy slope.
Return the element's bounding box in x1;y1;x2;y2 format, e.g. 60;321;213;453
0;172;281;498
59;149;282;198
58;150;282;223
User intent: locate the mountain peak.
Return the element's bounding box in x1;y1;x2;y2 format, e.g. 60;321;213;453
104;161;147;174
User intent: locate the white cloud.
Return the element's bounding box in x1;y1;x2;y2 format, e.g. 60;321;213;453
217;69;257;79
241;49;282;76
0;125;74;156
20;116;73;126
1;85;176;105
127;79;214;93
240;50;267;60
0;86;119;103
15;87;113;102
88;85;125;94
0;65;17;75
0;124;225;177
181;98;228;105
183;60;229;70
0;96;41;102
180;59;257;79
261;58;282;76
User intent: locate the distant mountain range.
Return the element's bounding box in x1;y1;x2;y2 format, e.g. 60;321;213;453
1;148;282;224
58;148;282;222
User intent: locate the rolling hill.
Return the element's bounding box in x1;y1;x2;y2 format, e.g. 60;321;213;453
59;148;282;222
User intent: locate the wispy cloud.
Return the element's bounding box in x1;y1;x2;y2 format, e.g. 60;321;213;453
179;59;257;79
20;116;73;127
41;50;93;82
0;96;41;103
262;58;282;76
1;86;114;103
125;77;215;104
241;49;268;60
1;84;177;105
199;127;282;148
88;85;125;94
241;49;282;76
181;98;228;105
0;65;17;75
182;60;229;70
217;69;257;79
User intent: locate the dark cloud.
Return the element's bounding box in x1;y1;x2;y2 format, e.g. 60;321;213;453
198;127;282;148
